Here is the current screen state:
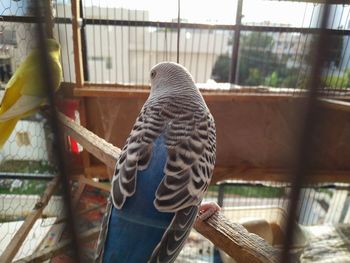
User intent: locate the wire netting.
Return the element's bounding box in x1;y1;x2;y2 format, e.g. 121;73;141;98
0;1;65;260
0;0;349;262
50;0;350;96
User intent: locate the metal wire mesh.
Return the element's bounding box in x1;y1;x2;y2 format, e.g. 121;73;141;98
0;1;65;260
48;0;350;96
0;0;349;263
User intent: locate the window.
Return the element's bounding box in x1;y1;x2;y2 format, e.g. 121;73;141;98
16;132;31;146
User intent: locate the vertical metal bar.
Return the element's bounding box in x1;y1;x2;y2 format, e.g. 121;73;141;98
128;10;131;82
295;5;319;95
326;6;345;94
142;10;145;83
134;9;138;84
189;28;195;73
91;0;97;82
164;28;168;61
121;8;125;83
44;0;54;38
106;3;111;82
177;0;180;63
62;0;72;82
204;28;210;82
114;7;118;83
229;0;243;84
195;29;202;82
72;0;84;87
32;1;82;262
281;3;332;263
99;1;103;83
79;0;89;81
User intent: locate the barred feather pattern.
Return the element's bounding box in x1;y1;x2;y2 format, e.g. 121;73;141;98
99;62;216;263
95;198;113;262
111;96;216;211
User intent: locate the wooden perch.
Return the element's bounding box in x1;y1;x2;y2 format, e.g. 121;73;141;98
59;112;282;262
13;227;100;263
194;212;280;263
318;98;350;112
0;177;60;263
58;111;120;169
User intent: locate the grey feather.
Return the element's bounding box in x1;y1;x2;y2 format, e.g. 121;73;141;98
99;62;216;263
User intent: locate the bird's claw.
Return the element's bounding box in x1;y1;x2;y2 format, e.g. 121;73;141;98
198;201;221;221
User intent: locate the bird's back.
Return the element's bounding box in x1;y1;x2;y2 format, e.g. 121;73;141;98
102;135;175;262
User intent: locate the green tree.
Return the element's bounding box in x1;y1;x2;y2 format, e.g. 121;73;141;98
238;32;281;85
211;54;230;82
265;71;280;87
211;31;307;88
306;35;343;68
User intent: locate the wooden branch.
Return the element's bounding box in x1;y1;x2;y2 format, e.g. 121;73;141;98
84;165;108;177
0;177;60;263
34;178;86;252
318;98;350;112
79;176;111;192
194;212;280;263
12;227;100;263
58;112;120;169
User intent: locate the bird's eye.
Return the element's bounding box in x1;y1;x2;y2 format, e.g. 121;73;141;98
150;70;156;79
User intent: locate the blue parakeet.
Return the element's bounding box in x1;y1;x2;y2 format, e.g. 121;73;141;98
95;62;217;263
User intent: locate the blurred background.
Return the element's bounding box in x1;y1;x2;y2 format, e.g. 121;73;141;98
0;0;349;262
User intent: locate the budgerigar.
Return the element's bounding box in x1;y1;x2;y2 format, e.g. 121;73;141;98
95;62;217;263
0;39;62;148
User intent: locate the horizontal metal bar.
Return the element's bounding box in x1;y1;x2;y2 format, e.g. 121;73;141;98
0;16;70;24
272;0;349;4
241;25;350;35
82;19;350;35
1;15;350;35
0;172;56;180
219;181;350;190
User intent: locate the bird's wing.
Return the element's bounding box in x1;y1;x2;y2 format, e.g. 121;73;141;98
95;198;113;263
0;95;43;121
110;101;216;263
0;59;26;115
155;106;216;212
149;205;198;263
0;57;44;119
148;104;216;262
111;104;165;208
0;50;62;120
20;52;62;96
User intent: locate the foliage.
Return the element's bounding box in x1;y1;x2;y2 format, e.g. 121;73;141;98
211;31;348;90
211;32;301;87
223;185;285;198
264;71;280;87
211;54;230;82
208;185;285;198
306;35;344;68
0;160;56;174
0;179;48;195
322;70;350;88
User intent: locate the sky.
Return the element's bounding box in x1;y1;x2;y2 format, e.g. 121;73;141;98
0;0;349;29
79;0;350;28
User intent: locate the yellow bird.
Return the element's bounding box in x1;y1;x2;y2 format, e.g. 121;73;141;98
0;38;62;148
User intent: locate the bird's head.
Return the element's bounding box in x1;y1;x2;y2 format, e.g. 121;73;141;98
149;62;197;97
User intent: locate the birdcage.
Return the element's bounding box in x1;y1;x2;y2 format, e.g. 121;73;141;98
0;0;349;263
